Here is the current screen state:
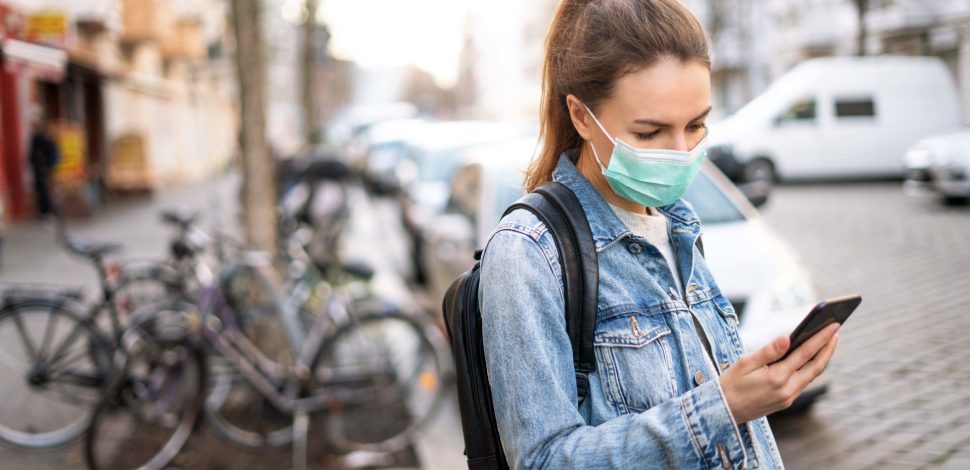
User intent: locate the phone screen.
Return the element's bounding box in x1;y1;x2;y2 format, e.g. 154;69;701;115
779;294;862;362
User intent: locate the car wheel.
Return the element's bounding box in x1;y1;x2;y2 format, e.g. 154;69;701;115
744;158;777;186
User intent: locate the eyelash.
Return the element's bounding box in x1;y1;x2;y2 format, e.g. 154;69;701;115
635;123;707;141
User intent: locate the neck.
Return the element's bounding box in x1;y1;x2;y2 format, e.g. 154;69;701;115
576;142;649;215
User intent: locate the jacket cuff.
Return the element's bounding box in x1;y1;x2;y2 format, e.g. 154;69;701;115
680;380;747;469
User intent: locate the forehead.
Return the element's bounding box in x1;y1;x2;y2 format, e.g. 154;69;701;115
607;58;711;121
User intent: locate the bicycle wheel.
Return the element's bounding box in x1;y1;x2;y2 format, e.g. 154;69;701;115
203;355;294;451
85;301;205;470
312;307;447;453
0;297;112;449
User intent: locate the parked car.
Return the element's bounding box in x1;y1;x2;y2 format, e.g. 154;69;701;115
709;56;964;186
423;137;828;410
903;130;970;205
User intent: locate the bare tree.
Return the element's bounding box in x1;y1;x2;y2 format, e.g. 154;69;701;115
853;0;870;56
301;0;321;148
231;0;277;254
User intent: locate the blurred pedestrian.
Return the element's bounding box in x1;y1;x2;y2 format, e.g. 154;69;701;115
27;118;60;217
477;1;839;468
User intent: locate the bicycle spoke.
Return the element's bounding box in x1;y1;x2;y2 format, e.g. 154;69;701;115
11;313;39;362
48;345;90;370
37;310;61;362
48;368;105;389
37;379;98;407
46;322;87;369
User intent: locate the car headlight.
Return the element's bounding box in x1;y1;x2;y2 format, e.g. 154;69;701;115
769;267;818;312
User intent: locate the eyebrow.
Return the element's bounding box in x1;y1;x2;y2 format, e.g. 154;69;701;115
632;106;712;127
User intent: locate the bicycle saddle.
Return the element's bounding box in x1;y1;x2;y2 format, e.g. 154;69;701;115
65;237;123;259
160;208;199;229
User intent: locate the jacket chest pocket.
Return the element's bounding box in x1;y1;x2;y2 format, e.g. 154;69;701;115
594;313;677;414
708;295;746;361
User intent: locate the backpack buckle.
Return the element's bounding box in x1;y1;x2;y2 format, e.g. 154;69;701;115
575;371;590;404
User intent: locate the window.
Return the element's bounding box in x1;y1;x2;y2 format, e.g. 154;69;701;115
682;171;746;225
835;98;876;118
776;98;816;124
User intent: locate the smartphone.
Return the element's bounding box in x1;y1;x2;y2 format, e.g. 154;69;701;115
777;294;862;362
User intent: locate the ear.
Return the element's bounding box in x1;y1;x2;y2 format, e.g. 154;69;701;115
565;94;594;141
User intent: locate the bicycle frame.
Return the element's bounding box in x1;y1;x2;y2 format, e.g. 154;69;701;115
197;258;389;416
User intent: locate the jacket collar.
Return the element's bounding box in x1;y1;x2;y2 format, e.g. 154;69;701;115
551;152;700;251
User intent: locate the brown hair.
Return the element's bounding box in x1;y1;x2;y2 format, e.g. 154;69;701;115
525;0;710;191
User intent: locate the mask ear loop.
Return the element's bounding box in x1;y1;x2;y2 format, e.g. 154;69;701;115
583;103;614;173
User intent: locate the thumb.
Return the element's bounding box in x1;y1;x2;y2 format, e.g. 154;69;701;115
750;336;790;367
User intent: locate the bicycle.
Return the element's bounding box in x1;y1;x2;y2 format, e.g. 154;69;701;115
0;218;183;450
83;299;206;470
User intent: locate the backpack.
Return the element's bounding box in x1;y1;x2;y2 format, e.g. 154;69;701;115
441;182;599;470
441;182;706;470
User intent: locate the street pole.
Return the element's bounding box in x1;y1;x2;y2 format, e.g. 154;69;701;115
854;0;869;56
301;0;320;149
231;0;277;254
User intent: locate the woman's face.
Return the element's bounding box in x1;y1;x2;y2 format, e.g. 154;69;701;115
568;58;712;165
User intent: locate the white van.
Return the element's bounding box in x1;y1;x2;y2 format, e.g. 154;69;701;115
709;56;964;183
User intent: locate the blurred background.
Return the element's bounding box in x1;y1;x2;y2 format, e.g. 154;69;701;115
0;0;968;469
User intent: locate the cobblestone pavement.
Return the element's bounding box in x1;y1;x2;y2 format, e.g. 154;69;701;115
759;182;970;470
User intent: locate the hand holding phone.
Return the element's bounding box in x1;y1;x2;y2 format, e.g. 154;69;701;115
721;295;859;422
777;294;862;362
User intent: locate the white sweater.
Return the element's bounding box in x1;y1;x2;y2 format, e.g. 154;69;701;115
608;203;684;296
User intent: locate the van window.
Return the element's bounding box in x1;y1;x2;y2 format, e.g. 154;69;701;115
835;98;876;118
776;98;816;124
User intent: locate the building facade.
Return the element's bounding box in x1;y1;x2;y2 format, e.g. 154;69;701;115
0;0;235;219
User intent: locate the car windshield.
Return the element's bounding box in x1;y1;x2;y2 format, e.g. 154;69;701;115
491;169;746;226
681;171;747;224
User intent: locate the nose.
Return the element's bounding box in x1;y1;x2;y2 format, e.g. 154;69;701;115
672;133;689;152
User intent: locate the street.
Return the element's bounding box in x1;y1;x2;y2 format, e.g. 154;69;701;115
0;177;968;469
760;182;970;469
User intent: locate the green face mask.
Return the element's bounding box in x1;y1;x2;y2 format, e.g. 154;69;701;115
585;104;708;207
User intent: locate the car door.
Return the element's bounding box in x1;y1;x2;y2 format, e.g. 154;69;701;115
767;96;823;179
821;94;882;177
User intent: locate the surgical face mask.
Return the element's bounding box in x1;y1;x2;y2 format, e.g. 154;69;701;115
584;104;708;207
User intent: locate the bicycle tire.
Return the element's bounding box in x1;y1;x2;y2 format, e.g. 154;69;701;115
84;301;205;470
0;297;112;449
312;305;448;453
202;355;294;451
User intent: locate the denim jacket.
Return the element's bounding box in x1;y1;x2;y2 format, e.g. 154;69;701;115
479;153;785;469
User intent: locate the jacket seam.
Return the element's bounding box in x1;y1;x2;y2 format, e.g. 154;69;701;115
488;226;563;299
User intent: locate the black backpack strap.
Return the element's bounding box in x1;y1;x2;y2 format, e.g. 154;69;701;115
503;182;598;404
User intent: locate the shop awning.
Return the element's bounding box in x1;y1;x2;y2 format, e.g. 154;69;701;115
1;38;67;81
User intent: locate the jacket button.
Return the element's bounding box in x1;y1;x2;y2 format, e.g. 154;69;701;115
694;370;706;385
628;243;642;254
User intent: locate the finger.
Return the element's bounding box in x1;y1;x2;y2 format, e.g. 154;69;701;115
747;336;790;368
791;333;839;388
777;323;840;373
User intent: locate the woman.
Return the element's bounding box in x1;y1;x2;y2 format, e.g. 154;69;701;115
479;1;839;468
